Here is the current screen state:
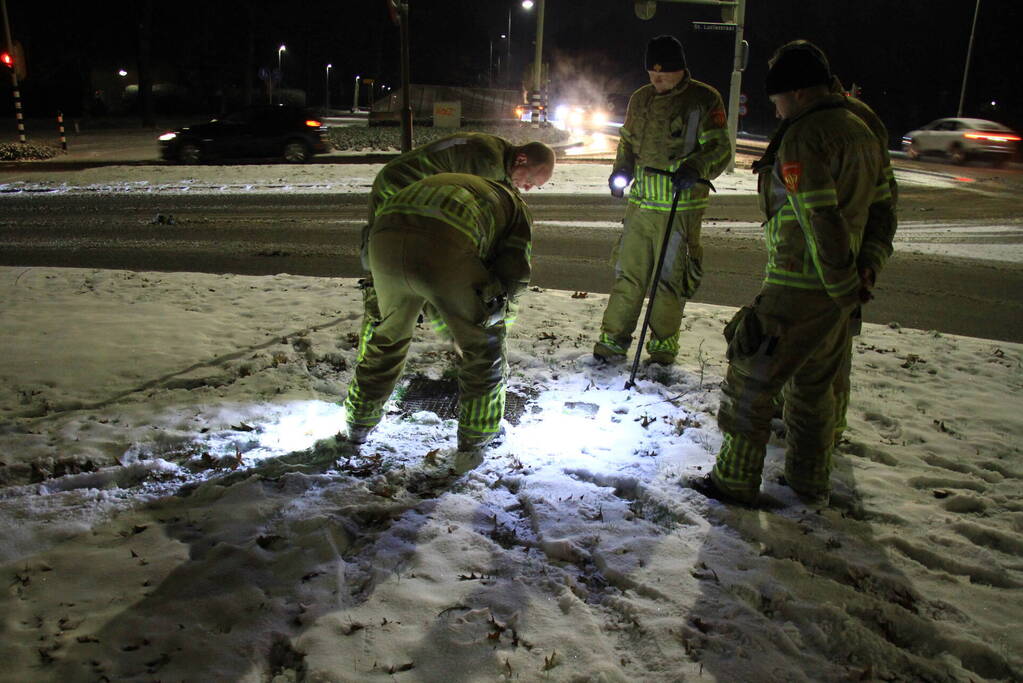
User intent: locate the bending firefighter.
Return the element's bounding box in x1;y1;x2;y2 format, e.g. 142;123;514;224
362;133;554;335
344;173;533;454
364;132;554;269
696;42;896;505
595;34;731;365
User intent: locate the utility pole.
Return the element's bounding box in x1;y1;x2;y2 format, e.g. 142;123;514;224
957;0;980;117
530;0;545;127
506;8;512;87
397;1;412;152
1;0;25;142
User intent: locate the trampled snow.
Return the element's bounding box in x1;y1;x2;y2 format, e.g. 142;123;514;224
0;154;1021;680
1;265;1020;681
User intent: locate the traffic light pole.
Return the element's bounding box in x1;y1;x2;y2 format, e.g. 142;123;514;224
1;0;26;143
723;0;746;173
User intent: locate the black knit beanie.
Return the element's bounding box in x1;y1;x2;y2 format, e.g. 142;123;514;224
765;45;831;95
645;35;687;72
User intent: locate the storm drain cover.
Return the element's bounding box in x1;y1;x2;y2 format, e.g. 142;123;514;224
397;376;533;425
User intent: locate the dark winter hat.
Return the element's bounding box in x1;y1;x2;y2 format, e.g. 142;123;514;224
765;44;831;95
645;35;687;72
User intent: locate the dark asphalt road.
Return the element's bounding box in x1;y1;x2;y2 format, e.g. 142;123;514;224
2;191;1022;343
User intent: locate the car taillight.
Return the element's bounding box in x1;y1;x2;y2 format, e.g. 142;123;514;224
305;119;323;128
963;132;1020;142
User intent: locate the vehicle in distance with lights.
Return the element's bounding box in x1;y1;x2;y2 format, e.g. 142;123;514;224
159;106;330;164
902;117;1019;167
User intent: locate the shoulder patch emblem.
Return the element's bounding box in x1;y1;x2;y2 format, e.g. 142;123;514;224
710;108;726;128
782;161;802;193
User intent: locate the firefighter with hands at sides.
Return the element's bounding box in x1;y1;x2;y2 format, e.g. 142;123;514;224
595;35;731;366
691;42;896;505
343;173;534;467
757;41;899;448
360;133;554;336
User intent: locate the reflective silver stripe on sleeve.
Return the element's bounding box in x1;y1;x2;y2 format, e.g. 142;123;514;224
682;109;702;156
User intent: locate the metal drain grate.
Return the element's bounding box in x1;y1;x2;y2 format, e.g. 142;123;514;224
397;376;533;425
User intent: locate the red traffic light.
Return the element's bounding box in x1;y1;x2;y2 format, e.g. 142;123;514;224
0;51;13;68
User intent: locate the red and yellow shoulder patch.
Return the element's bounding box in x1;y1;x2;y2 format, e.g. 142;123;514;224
782;161;802;193
710;108;727;128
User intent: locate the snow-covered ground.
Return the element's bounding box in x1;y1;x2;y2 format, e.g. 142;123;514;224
0;158;1021;680
1;272;1022;681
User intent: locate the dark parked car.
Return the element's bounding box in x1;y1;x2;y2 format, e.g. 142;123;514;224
158;106;330;164
901;117;1019;167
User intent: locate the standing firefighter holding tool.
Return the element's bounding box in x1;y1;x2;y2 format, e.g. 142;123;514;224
691;42;895;506
343;173;533;462
595;34;731;367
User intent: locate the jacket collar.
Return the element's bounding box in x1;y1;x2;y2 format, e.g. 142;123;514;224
788;93;846;126
652;71;691;97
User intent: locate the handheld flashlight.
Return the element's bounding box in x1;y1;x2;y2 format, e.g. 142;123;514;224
610;173;630;198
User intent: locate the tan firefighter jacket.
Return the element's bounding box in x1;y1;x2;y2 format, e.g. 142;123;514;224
614;74;732;213
828;78;899;277
374;173;533;300
370;133;514;215
758;94;893;310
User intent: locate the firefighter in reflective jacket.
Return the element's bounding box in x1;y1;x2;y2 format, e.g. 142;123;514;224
365;133;554;268
594;35;731;365
362;133;553;335
696;43;895;504
344;173;533;454
756;41;899;448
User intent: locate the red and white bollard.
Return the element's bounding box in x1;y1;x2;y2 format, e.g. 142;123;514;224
57;111;67;152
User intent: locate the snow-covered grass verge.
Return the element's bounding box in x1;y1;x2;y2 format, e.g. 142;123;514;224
0;266;1020;681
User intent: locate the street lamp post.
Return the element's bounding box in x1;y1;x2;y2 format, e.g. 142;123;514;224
276;44;286;104
506;8;512;86
957;0;981;117
353;74;361;112
325;63;332;109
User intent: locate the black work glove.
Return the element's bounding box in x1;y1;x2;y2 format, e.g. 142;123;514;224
482;292;508;327
608;169;632;198
857;266;877;304
670;164;700;191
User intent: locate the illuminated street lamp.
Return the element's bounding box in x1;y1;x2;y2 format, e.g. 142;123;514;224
522;0;534;9
353;74;361;112
325;63;332;109
117;69;128;77
274;44;286;105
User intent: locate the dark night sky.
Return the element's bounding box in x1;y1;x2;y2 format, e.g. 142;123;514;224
3;1;1019;140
